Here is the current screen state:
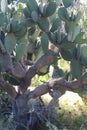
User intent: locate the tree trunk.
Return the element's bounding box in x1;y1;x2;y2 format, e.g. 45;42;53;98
15;94;47;130
15;95;28;130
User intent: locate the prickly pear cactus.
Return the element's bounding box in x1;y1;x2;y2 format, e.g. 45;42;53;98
0;0;87;130
0;0;86;80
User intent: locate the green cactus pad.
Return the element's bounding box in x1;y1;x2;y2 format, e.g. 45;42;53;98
71;59;82;79
11;21;21;33
41;33;49;54
27;0;39;12
65;21;81;42
23;7;31;18
14;24;27;38
75;11;82;23
80;44;87;67
25;18;36;27
20;0;27;3
51;32;59;44
50;18;61;32
61;40;75;49
60;48;73;61
0;12;5;27
15;39;27;61
66;21;76;33
75;32;86;44
5;33;16;53
38;18;49;31
31;10;39;22
62;0;73;8
44;2;57;17
58;7;69;22
71;25;81;42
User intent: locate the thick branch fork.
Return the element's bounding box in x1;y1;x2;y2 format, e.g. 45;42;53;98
0;49;87;100
20;50;56;91
0;74;87;99
26;77;87;100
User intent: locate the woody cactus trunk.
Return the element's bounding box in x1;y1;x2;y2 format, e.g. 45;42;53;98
0;0;87;129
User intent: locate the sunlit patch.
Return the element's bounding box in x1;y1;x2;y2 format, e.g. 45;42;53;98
59;91;84;106
79;0;87;5
57;91;87;120
54;91;87;129
13;85;19;93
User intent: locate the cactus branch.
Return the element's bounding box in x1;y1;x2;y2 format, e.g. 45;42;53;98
26;75;87;100
20;50;56;92
0;77;17;97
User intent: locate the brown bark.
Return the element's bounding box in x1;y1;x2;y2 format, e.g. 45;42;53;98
1;49;87;100
24;60;34;66
26;76;87;100
12;62;26;78
20;50;56;92
0;78;17;97
0;72;86;100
